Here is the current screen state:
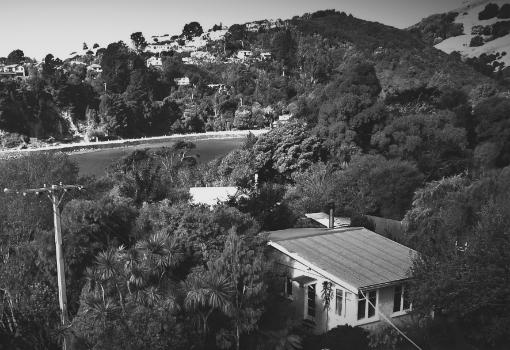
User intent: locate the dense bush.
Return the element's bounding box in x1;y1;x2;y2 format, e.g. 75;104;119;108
498;3;510;18
302;325;370;350
478;3;499;20
470;35;484;47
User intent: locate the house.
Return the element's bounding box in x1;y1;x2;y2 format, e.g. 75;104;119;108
0;64;26;79
174;76;190;86
207;83;227;92
189;186;240;208
87;64;102;73
146;43;176;53
259;52;272;60
267;226;416;333
146;56;162;67
272;113;293;128
236;50;253;60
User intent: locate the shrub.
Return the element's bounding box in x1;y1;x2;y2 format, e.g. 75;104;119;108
471;25;491;36
497;4;510;18
0;132;28;149
478;3;499;20
491;21;510;39
469;35;484;47
303;325;370;350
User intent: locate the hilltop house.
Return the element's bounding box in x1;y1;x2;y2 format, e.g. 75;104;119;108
146;43;176;53
259;52;272;60
146;56;162;67
174;76;190;86
0;64;26;79
87;64;102;73
237;50;253;60
267;226;416;333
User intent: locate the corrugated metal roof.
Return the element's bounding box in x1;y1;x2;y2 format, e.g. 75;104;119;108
269;227;416;289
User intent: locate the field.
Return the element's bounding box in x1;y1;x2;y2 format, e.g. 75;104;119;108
70;137;246;177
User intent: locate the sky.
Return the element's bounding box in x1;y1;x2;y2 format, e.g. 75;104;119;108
1;0;470;61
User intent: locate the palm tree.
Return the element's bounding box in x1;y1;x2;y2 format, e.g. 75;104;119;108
95;248;126;312
182;269;234;344
135;231;182;284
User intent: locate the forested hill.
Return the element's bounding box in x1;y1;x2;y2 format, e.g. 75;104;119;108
0;9;501;149
289;10;494;96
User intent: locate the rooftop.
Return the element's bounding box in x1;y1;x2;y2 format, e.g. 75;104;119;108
305;212;351;228
268;227;416;289
189;186;239;207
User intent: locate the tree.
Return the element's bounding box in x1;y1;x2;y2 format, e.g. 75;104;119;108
100;41;133;93
0;152;79;349
328;154;423;220
93;43;100;49
6;49;25;64
473;96;510;168
130;32;148;53
405;168;510;349
83;42;88;50
371;111;469;180
252;121;327;182
212;230;267;350
182;22;203;40
479;3;499;20
182;266;234;347
271;29;297;69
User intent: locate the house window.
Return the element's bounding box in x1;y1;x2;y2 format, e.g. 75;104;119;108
335;289;343;316
307;284;316;317
285;277;293;296
345;291;352;316
357;290;377;320
393;285;411;313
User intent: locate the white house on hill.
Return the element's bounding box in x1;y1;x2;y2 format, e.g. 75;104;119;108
146;56;162;67
267;226;416;333
0;64;26;79
236;50;253;60
174;76;190;86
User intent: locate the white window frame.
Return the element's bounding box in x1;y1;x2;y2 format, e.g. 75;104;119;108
356;289;379;324
304;282;316;320
335;288;344;317
391;284;412;317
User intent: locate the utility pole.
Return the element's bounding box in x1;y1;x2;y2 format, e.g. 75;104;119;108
3;183;84;350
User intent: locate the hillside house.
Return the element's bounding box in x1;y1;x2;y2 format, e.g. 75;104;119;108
272;113;292;128
146;56;162;67
0;64;26;79
207;83;228;93
237;50;253;60
259;52;272;60
174;76;190;86
267;226;416;333
189;186;240;208
146;43;176;53
87;64;102;73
